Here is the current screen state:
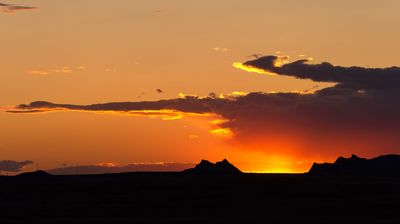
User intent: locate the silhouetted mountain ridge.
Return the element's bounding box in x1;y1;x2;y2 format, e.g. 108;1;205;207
308;154;400;176
183;159;242;175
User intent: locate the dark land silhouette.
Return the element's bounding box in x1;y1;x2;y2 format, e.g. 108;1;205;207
16;170;54;179
0;157;399;223
309;154;400;176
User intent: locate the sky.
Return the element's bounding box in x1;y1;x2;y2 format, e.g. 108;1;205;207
1;0;400;174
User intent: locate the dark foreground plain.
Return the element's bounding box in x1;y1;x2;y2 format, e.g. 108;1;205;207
0;172;399;223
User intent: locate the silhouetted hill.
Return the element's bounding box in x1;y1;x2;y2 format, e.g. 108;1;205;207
16;170;53;179
308;154;400;176
182;159;242;175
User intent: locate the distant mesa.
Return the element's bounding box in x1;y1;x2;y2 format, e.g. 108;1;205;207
183;159;242;175
308;154;400;176
16;170;53;179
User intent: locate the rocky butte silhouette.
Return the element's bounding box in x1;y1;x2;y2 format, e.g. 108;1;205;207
182;159;242;175
308;154;400;176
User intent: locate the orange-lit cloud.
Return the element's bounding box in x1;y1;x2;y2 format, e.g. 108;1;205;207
28;66;84;76
210;119;229;125
209;128;233;137
96;162;119;167
29;70;50;76
230;91;248;97
233;56;290;75
213;47;228;52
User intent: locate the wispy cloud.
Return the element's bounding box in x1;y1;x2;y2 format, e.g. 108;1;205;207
28;66;85;76
213;47;228;53
0;2;37;13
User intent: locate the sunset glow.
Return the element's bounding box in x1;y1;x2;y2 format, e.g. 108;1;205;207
209;128;233;137
2;0;400;175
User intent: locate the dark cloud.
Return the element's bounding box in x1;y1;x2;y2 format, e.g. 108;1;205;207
0;160;33;172
10;93;400;156
0;2;37;12
8;56;400;157
243;55;400;90
47;162;196;175
13;97;218;114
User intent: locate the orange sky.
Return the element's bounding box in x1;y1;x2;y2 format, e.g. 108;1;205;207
1;0;400;173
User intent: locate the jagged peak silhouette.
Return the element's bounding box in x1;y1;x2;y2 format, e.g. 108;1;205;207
183;159;242;175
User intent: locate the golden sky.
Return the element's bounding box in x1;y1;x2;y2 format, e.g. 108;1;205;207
1;0;400;173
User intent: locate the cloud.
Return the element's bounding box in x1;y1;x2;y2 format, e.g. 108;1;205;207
240;55;400;90
8;56;400;157
213;47;228;52
0;160;33;172
28;66;84;76
12;98;215;114
0;2;37;13
29;70;50;76
47;162;196;175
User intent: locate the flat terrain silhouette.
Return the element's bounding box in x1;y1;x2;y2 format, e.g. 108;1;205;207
0;158;399;223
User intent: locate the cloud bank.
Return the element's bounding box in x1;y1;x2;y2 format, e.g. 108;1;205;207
47;162;196;175
7;56;400;157
242;55;400;90
0;160;33;172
